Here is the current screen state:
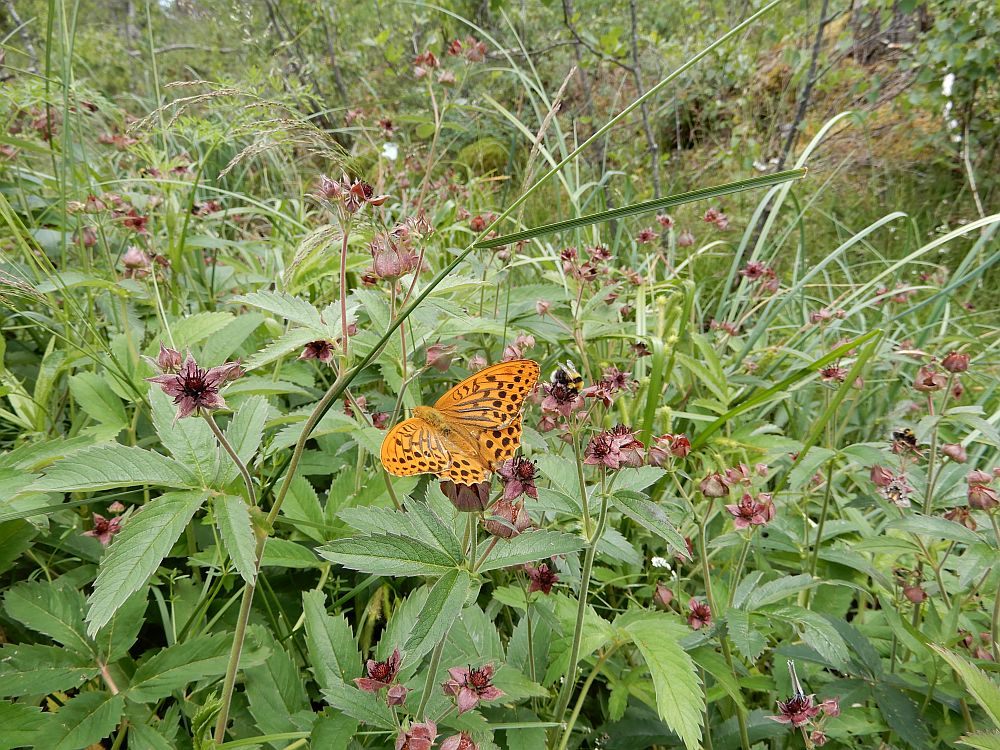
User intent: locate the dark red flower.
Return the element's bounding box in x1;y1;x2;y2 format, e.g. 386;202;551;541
725;492;776;529
441;733;478;750
944;506;976;530
83;513;123;545
541;381;583;419
687;598;712;630
300;340;335;364
354;647;402;693
441;664;504;714
769;694;821;727
146;353;242;420
637;228;656;243
648;433;690;465
819;365;848;382
913;366;947;393
524;562;558;594
497;457;538;501
606;424;644;467
395;721;436;750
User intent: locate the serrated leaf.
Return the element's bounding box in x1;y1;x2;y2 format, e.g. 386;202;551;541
303;590;360;690
86;491;208;636
69;372;127;427
199;311;265;364
311;712;360;749
0;644;99;696
612;491;687;557
477;530;584;573
622;613;704;750
887;514;983;545
726;608;767;662
317;533;459;576
404;570;470;661
958;732;1000;750
873;683;931;749
770;607;849;667
214;495;257;584
32;444;196;493
931;645;1000;727
260;538;320;568
405;499;464;561
0;700;49;750
233;290;325;331
167;311;234;347
127;633;233;702
611;466;667;493
245;630;310;735
3;580;91;654
149;388;218;486
35;690;124;750
245;328;320;370
321;679;395;729
282;474;327;542
745;574;816;611
127;721;175;750
220;395;270;485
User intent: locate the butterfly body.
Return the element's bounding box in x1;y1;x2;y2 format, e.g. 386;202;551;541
381;360;540;484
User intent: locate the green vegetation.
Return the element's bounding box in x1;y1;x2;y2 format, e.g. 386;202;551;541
1;1;999;749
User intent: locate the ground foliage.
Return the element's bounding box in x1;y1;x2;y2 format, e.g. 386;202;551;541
0;1;999;749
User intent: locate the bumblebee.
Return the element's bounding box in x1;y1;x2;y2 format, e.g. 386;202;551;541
550;361;584;395
890;427;921;456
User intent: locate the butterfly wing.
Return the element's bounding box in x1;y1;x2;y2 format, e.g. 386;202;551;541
380;417;452;477
478;414;523;466
433;359;540;429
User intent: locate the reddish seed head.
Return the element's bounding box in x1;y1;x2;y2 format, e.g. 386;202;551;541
941;351;969;373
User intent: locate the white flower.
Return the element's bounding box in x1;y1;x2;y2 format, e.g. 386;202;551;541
942;72;955;98
381;142;399;161
651;556;671;569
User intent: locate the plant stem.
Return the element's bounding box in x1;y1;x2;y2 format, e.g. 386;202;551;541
552;470;610;733
727;533;753;610
571;429;592;538
214;575;255;743
204;412;257;506
557;646;617;750
807;459;836;581
992;512;1000;661
339;218;351;358
416;634;447;720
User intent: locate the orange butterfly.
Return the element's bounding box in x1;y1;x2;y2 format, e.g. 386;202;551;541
381;359;540;484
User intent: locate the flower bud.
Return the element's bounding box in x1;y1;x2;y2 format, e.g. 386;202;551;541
968;484;999;511
941;351;969;373
870;465;895;487
903;585;927;603
440;480;490;512
653;583;674;609
967;469;992;485
913;366;947;392
941;443;967;463
699;472;729;498
425;343;456;372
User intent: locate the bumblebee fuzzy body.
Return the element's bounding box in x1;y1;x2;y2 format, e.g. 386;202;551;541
551;361;584;394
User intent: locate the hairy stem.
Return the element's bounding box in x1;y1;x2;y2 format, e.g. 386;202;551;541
204;412;257;506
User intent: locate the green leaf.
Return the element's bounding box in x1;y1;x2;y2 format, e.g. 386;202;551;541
958;733;1000;750
321;679;395;730
127;633;232;702
260;538;320;568
69;372;127;427
621;613;704;750
477;530;585;573
86;491;208;636
612;491;687;557
0;644;99;696
127;721;176;750
35;690;125;750
220;395;270;485
303;590;360;690
199;312;266;364
0;700;49;750
545;595;614;685
405;499;464;562
887;514;983;545
404;570;471;662
317;533;459;576
31;444;196;493
725;609;767;662
745;574;817;610
245;630;310;735
611;466;667;493
233;291;325;331
282;474;327;542
149;388;218;486
477;169;806;248
873;683;932;749
94;587;147;663
214;495;257;585
769;607;849;668
167;311;234;347
931;645;1000;728
3;579;92;654
311;712;360;749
